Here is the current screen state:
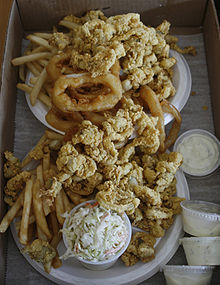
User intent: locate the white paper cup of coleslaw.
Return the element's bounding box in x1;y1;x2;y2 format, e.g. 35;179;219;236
62;200;132;270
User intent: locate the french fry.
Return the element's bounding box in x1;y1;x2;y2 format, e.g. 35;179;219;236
36;164;44;185
27;222;35;243
26;35;54;51
16;208;23;217
37;58;49;67
20;155;32;169
33;179;52;240
21;134;47;168
59;20;79;30
36;164;51;216
54;190;65;225
11;52;51;66
42;152;51;184
45;130;64;140
19;64;26;82
30;46;47;54
49;211;60;235
0;191;24;233
48;211;62;269
29;214;36;225
19;178;33;245
32;61;43;73
29;76;38;85
62;189;73;212
30;67;47;106
25;62;41;76
65;190;87;205
33;32;52;40
17;83;52;108
37;224;48;241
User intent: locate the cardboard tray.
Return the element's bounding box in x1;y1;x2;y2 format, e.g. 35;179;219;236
0;0;220;284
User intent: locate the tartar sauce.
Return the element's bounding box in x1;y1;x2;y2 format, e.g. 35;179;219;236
186;202;220;215
180;237;220;266
181;200;220;236
176;133;219;176
62;201;128;262
164;268;213;285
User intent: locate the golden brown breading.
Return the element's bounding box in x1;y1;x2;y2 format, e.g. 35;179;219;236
72;120;103;147
63;172;103;196
3;151;21;179
162;196;185;215
4;171;31;204
56;142;97;179
84;136;118;166
48;32;70;50
121;232;156;266
133;185;161;206
155;152;183;192
102;109;134;142
144;206;173;220
61;11;177;98
96;180;140;215
22;239;56;272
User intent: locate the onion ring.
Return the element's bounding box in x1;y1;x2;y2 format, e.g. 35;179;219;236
46;50;83;81
161;100;182;151
52;73;122;112
82;111;106;127
45;108;80;132
140;85;165;152
110;60;120;77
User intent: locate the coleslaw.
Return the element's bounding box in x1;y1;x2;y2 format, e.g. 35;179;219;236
62;201;128;261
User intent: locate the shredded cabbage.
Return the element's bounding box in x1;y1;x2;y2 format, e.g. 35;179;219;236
61;202;128;261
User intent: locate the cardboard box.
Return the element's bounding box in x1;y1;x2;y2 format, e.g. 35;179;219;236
0;0;220;284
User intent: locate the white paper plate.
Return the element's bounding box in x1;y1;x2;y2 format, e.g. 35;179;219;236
25;50;191;134
11;169;190;285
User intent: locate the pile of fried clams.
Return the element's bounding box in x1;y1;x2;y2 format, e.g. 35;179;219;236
4;92;184;267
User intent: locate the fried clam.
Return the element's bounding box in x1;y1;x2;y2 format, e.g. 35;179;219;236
121;232;156;266
96;179;140;215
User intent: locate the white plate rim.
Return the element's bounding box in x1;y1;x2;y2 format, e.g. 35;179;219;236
24;50;191;134
10;169;190;285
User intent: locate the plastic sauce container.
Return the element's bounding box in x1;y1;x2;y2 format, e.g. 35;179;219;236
181;200;220;237
180;237;220;266
62;200;132;270
162;265;214;285
173;129;220;178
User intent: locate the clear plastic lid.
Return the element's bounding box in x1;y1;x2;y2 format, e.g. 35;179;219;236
162;265;214;274
173;129;220;177
179;237;220;244
181;200;220;221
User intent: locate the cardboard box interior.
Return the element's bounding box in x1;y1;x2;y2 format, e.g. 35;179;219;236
0;0;219;283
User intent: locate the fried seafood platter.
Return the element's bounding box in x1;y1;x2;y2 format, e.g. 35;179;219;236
0;9;193;282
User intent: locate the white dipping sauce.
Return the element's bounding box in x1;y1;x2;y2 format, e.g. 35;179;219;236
164;271;213;285
176;133;219;176
181;201;220;236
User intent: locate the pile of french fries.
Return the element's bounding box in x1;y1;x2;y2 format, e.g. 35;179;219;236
0;130;86;273
12;33;57;108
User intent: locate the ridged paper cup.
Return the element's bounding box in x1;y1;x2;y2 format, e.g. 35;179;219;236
181;200;220;236
62;200;132;271
179;237;220;266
